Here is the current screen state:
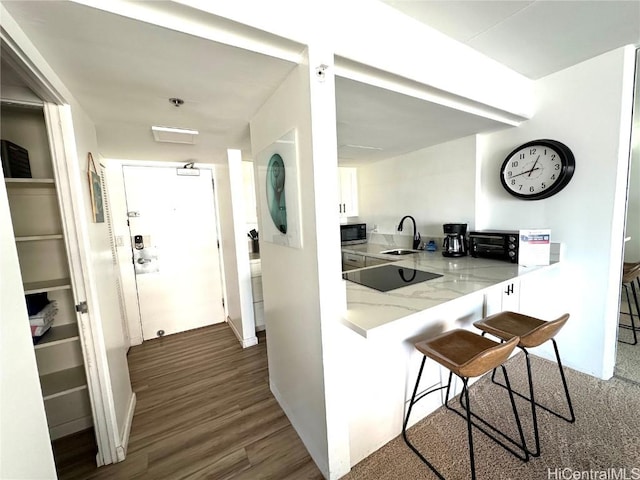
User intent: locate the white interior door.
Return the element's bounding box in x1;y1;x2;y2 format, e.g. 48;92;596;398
122;165;224;340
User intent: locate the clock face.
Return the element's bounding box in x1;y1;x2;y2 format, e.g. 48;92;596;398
500;139;575;200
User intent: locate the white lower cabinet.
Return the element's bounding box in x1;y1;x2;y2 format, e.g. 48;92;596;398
250;258;265;331
365;256;392;267
484;279;521;317
342;252;365;271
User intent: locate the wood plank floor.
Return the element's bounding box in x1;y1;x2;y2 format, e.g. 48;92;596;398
52;324;323;480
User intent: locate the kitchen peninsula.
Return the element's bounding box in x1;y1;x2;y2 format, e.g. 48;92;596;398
338;242;561;466
341;242;558;337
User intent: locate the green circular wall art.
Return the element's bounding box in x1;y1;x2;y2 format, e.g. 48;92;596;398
266;153;287;234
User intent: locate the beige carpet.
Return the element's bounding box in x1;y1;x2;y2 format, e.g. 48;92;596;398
344;353;640;480
616;308;640;384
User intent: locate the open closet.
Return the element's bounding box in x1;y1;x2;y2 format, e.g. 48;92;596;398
0;37;133;471
1;102;93;440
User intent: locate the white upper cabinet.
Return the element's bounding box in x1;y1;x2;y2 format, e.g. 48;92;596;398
338;167;358;218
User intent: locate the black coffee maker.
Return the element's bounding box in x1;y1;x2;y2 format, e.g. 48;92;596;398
442;223;467;257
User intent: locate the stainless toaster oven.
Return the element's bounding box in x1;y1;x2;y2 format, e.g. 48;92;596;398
469;230;519;263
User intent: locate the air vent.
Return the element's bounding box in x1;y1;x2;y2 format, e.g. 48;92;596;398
151;126;199;144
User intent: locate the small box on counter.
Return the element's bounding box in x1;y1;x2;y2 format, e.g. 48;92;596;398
29;301;58;343
518;229;551;266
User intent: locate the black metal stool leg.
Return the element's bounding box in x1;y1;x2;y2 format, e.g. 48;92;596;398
500;364;529;463
490;344;576;456
404;360;528;479
455;369;529;460
462;378;476;480
523;349;540;457
406;331;526;478
551;339;575;423
632;281;640;321
618;284;638;345
402;356;448;480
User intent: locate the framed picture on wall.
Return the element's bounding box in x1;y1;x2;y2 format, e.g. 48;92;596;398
87;153;104;223
255;129;303;249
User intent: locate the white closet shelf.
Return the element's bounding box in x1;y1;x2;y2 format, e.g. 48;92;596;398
24;278;72;294
16;234;64;242
40;366;87;400
34;323;79;350
5;178;56;189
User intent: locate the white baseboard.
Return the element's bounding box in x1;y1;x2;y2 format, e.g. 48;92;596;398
242;335;258;348
227;316;258;348
270;380;327;477
255;325;266;332
116;392;137;462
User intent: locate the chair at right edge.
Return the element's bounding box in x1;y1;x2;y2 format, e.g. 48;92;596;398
473;311;575;457
619;263;640;345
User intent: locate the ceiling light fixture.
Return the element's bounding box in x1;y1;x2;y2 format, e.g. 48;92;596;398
169;97;184;107
151;125;199;144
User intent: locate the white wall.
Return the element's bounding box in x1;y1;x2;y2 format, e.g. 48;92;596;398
477;46;636;378
357;135;478;242
103;161;143;346
625;50;640;262
250;58;328;476
250;48;349;479
225;150;257;347
214;163;245;335
627;144;640;261
70;106;134;450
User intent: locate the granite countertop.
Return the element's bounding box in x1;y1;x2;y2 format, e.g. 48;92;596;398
341;242;558;337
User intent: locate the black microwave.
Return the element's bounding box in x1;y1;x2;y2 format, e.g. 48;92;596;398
340;223;367;245
469;230;519;263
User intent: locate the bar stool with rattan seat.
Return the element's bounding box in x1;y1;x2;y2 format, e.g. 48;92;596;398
473;312;574;458
403;329;528;480
620;264;640;345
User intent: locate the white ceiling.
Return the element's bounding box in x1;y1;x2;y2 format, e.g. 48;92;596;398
382;0;640;79
1;1;638;165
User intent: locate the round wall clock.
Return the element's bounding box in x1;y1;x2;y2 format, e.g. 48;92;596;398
499;139;575;200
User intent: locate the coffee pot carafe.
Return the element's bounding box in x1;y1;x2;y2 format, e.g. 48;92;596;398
442;223;467;257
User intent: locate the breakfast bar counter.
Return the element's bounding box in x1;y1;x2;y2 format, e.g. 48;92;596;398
337;243;562;466
340;243;558;337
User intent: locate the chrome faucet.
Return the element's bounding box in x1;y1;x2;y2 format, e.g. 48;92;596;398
397;215;421;250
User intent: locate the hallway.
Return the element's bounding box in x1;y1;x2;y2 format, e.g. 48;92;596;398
53;324;322;479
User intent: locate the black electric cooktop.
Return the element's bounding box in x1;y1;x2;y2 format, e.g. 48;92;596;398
342;264;443;292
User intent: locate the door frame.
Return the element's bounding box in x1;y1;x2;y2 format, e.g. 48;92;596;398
1;21;122;466
44;103;121;465
103;159;228;345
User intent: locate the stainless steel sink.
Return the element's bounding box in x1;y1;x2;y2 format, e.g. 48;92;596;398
379;249;419;256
